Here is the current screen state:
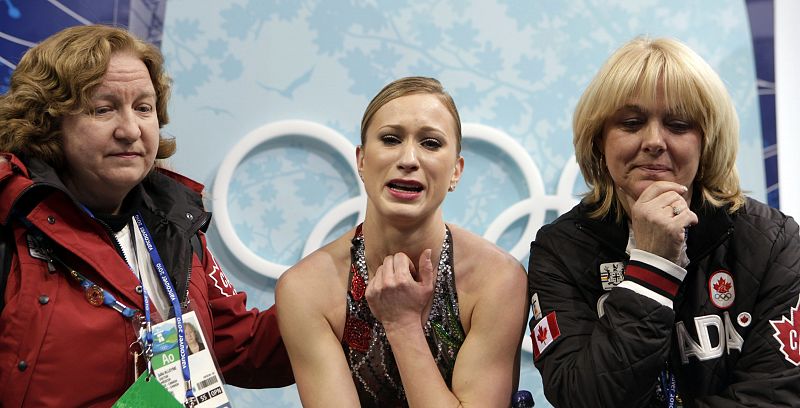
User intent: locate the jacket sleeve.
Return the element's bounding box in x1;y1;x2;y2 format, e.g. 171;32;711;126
695;215;800;407
197;233;294;388
528;225;677;407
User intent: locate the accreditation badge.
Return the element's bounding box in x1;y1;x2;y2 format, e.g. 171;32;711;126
150;311;231;407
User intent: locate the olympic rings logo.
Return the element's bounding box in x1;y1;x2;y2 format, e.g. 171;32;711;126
715;293;733;301
213;120;580;279
212;120;580;352
212;120;581;353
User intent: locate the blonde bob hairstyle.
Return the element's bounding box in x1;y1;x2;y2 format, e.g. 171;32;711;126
0;24;175;170
573;37;744;221
360;76;462;155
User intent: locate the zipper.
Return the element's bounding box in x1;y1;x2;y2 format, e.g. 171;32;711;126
181;211;210;309
14;177;210;311
97;217;130;266
689;226;734;264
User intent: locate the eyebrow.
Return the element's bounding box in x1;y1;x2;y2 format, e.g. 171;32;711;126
417;125;448;135
375;124;449;135
617;103;691;120
617;104;647;114
92;91;157;101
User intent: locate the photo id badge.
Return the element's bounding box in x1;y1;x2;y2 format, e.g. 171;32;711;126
150;311;231;407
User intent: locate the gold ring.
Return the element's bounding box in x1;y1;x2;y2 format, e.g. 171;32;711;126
672;206;682;216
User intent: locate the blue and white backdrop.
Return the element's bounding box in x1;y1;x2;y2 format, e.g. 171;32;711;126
0;1;771;407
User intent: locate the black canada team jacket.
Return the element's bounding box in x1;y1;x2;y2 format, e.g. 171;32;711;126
528;196;800;407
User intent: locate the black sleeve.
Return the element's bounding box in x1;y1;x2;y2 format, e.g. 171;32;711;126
694;216;800;407
528;226;675;407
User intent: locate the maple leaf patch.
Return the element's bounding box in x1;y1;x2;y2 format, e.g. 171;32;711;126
770;295;800;366
537;326;549;343
713;278;732;294
709;270;735;309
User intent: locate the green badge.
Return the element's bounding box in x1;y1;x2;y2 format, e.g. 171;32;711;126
113;373;182;408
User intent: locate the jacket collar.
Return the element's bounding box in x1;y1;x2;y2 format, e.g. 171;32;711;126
1;154;210;234
685;196;734;263
573;200;630;259
0;156;70;224
139;170;210;234
3;154;211;310
575;190;734;263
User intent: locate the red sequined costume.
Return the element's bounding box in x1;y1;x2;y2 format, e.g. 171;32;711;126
342;224;465;407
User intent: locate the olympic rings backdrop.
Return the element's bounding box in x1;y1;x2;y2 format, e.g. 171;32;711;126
0;1;773;407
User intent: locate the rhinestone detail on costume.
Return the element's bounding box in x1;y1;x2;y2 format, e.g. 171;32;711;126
342;224;465;407
351;264;366;301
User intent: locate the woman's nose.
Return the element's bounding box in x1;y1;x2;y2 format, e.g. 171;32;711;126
113;109;142;142
397;143;419;171
641;122;666;154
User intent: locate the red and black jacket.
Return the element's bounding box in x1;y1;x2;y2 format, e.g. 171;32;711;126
0;154;293;407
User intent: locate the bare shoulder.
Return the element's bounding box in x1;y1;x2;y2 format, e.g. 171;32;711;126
276;230;352;310
449;224;524;274
447;224;526;291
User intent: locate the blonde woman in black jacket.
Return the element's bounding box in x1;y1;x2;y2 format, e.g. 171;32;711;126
528;37;800;407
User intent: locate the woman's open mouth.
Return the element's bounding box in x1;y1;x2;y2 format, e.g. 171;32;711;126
387;180;424;200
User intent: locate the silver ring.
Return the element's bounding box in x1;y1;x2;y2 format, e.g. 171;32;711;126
672;205;682;216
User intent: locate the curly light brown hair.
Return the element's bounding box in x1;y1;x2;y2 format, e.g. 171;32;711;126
573;37;744;221
0;24;175;169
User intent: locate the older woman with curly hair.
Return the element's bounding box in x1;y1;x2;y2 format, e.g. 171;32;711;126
0;25;292;407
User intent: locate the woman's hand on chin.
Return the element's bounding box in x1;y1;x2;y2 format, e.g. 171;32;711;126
624;181;699;263
365;249;435;332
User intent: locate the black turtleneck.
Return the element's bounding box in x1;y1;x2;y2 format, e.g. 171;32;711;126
93;187;144;232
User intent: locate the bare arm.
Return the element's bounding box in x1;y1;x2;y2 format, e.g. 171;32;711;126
276;256;360;407
368;246;528;407
450;253;528;406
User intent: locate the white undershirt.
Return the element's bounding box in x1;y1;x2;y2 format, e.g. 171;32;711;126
116;223;171;318
626;225;690;269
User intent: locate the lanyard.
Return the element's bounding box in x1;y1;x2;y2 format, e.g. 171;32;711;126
69;267;139;318
660;369;677;408
133;213;196;405
22;207;196;405
133;237;156;380
15;214;140;318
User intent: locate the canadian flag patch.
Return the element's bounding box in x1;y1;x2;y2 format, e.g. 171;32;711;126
769;294;800;366
532;311;561;360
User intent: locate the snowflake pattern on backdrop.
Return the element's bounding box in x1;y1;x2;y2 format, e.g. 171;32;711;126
160;1;763;406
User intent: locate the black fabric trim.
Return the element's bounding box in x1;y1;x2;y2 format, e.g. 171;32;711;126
0;224;12;313
93;188;144;232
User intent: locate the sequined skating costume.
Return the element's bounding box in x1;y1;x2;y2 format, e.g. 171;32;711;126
342;224;465;407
